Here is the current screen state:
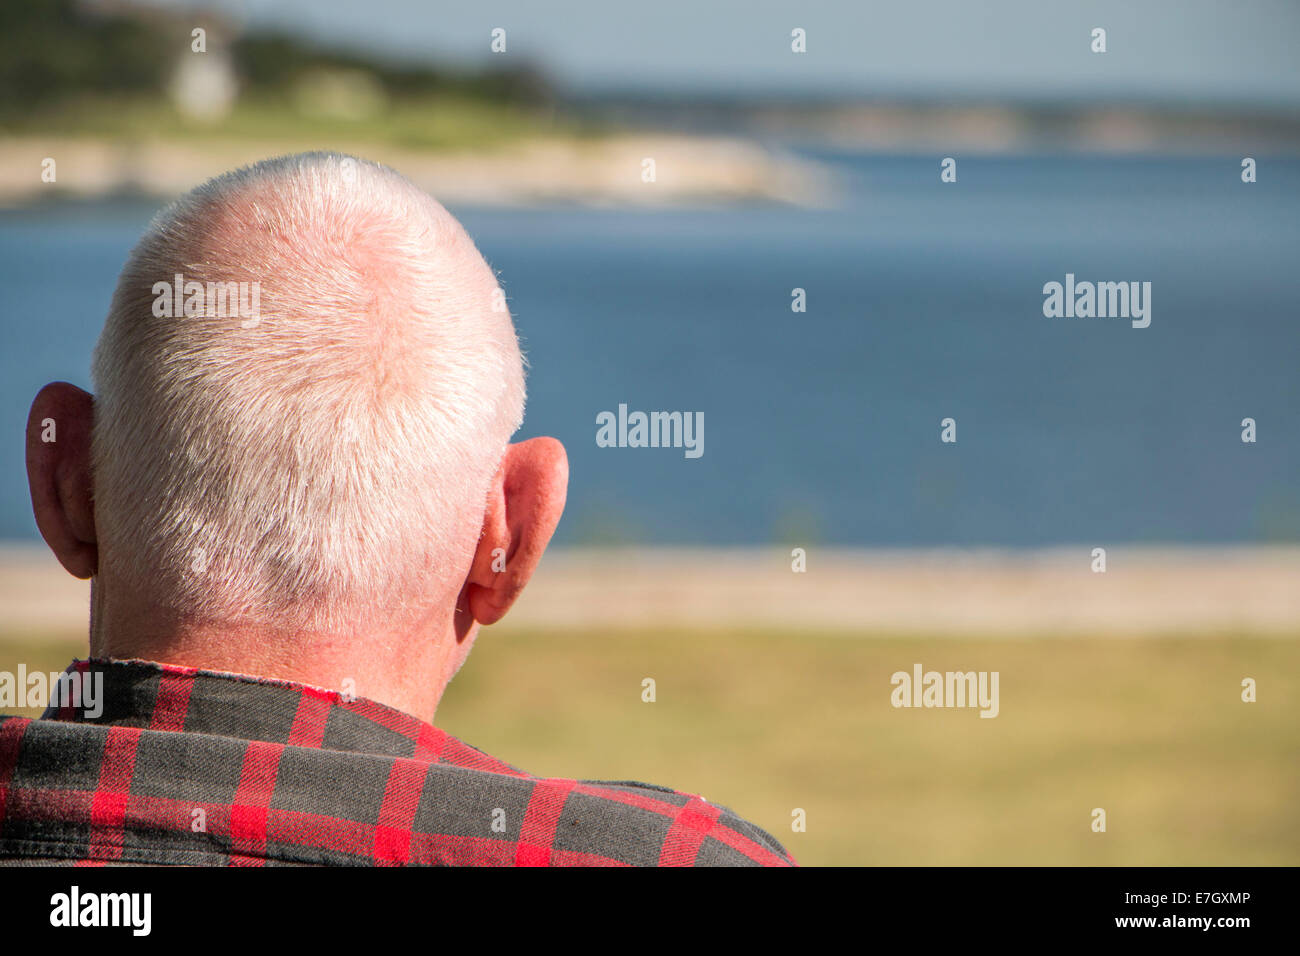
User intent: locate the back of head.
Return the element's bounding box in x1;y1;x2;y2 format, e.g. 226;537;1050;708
91;152;525;636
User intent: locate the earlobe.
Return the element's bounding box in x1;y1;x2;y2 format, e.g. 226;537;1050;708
462;437;568;627
26;382;98;579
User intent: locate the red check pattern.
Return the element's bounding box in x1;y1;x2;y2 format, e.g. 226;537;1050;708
0;659;795;867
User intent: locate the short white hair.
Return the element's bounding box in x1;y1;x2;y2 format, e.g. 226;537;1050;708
91;152;525;634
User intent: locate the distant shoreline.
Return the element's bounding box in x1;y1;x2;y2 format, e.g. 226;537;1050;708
0;134;832;208
3;543;1297;636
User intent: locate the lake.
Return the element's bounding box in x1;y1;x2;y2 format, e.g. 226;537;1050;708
1;151;1297;546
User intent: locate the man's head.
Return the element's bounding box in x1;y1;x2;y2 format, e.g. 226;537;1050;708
26;152;567;717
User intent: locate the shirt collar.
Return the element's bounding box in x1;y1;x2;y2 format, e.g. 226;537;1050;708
43;658;527;777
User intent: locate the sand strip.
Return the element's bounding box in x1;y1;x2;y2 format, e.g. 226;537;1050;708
2;544;1296;637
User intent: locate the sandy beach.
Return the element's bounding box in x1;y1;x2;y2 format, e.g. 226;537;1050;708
0;134;830;208
3;543;1296;637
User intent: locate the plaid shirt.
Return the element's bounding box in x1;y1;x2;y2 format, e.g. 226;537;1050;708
0;659;794;867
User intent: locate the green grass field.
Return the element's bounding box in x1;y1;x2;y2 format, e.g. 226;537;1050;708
3;627;1296;866
8;93;593;150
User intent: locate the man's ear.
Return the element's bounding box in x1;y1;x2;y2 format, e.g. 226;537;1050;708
27;382;97;579
460;436;568;629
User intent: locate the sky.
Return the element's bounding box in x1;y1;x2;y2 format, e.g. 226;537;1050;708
137;0;1300;106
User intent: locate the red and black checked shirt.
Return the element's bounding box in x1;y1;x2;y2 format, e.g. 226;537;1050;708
0;659;795;867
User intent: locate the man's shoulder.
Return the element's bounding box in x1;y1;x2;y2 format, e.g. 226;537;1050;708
561;777;796;866
0;716;795;866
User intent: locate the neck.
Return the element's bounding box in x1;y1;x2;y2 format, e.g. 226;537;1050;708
87;579;464;725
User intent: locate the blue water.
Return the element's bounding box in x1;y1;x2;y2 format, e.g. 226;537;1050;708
1;153;1297;546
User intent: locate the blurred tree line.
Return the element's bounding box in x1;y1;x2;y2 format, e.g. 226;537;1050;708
0;0;553;118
